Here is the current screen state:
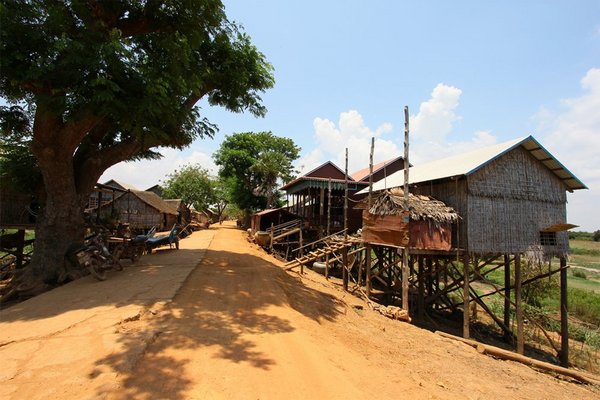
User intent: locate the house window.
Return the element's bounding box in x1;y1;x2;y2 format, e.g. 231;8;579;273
540;231;557;246
88;196;98;208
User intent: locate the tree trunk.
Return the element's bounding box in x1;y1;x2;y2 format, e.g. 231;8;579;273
26;137;86;289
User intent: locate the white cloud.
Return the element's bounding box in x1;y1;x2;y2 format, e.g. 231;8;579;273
100;148;217;190
299;110;400;175
535;68;600;232
411;83;462;141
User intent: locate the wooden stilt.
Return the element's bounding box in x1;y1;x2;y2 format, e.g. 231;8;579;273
14;229;26;269
417;255;424;320
366;244;372;297
463;255;470;339
503;254;511;341
515;253;524;354
560;256;569;367
402;248;409;311
325;252;330;279
299;229;304;274
342;247;349;291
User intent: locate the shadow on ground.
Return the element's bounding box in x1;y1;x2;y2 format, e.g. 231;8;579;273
92;242;344;399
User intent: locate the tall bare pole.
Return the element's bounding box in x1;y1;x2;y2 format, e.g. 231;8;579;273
402;106;410;312
344;148;348;238
343;148;349;291
368;137;374;209
327;178;332;236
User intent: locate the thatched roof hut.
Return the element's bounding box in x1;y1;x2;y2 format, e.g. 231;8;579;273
367;188;459;223
360;189;459;250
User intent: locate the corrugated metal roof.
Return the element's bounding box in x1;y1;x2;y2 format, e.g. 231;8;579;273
359;136;587;194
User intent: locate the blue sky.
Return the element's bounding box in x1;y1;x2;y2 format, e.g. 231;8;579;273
102;1;600;231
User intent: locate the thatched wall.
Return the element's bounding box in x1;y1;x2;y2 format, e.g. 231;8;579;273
95;192;176;230
412;179;469;250
466;146;568;256
411;146;570;257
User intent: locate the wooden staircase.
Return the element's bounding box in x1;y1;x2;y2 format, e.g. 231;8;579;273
284;233;360;270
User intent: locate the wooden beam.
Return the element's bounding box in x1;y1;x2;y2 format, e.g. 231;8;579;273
435;331;600;386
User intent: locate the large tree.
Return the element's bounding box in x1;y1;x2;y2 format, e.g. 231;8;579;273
0;1;274;291
161;164;216;211
213;131;300;225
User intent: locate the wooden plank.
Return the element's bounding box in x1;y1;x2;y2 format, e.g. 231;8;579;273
435;331;600;386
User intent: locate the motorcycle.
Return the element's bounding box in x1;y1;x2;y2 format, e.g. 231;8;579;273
87;233;122;280
66;233;122;281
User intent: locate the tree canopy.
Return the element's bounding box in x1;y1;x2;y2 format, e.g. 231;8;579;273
213;131;300;217
161;164;216;211
0;1;274;290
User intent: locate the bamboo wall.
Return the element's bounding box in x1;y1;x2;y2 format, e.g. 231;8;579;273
97;194;171;230
412;146;569;257
466;146;568;256
412;179;469;250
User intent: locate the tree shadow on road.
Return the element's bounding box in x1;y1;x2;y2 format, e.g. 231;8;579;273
92;245;345;399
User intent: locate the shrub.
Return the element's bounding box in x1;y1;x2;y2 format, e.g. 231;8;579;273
572;269;588;279
568;288;600;326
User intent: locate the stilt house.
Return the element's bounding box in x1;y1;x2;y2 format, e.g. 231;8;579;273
281;157;406;236
366;136;586;259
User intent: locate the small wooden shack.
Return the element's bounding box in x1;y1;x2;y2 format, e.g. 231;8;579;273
251;208;300;234
361;188;459;250
94;190;178;231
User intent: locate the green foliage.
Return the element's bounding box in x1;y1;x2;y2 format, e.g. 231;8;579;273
572;269;588;279
0;106;40;194
161;165;215;211
0;0;275;189
569;231;594;241
594;230;600;242
213;131;300;213
520;262;560;308
569;288;600;326
570;247;600;257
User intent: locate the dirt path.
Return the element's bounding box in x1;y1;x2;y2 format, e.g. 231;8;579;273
2;223;599;399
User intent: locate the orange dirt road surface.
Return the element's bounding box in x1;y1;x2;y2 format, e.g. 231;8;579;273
1;222;599;400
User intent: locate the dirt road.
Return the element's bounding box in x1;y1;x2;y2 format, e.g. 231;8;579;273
2;223;599;399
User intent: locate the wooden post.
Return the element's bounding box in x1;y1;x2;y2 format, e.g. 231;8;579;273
325;252;330;280
342;247;349;291
368;137;374;208
515;253;524;354
560;256;569;367
299;228;304;274
503;254;511;341
366;244;372;297
327;178;332;236
417;255;424;320
344;148;348;237
402;248;409;311
270;222;274;251
427;257;434;308
463;255;470;339
401;106;410;313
